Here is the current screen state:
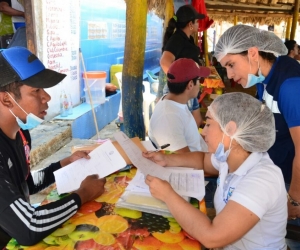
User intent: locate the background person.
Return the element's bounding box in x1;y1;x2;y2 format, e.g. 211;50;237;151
214;24;300;249
144;92;287;249
284;39;299;59
0;47;106;248
148;58;210;153
0;0;25;36
159;4;205;127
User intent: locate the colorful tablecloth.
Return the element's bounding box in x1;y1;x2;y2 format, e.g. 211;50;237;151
6;167;205;250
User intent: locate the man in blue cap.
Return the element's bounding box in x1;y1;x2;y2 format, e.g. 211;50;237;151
0;47;106;247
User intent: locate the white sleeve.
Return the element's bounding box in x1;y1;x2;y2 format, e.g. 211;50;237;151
229;166;284;218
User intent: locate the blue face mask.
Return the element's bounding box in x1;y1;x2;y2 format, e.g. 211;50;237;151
244;59;265;89
7;92;44;130
214;134;232;162
245;69;265;88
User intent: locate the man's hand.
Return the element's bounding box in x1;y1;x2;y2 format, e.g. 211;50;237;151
142;151;167;167
74;175;106;204
145;175;174;202
60;151;91;167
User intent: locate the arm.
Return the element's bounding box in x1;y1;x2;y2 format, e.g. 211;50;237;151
145;176;259;248
191;108;203;128
27;151;91;195
1;173;105;246
278;80;300;218
160;51;175;74
0;1;24;17
287;126;300;218
143;151;204;169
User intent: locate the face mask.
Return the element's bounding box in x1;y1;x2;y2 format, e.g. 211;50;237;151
7;92;44;130
244;58;265;89
214;134;232;162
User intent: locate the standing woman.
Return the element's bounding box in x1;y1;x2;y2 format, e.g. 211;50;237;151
214;24;300;249
159;4;205;127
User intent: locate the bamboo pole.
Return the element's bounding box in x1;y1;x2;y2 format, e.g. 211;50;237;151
290;0;299;40
203;30;209;66
285;17;292;40
234;15;238;25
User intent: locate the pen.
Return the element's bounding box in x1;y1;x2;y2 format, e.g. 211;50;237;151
150;143;170;153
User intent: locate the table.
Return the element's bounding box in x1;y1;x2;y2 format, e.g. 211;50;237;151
6;167;206;250
198;66;225;109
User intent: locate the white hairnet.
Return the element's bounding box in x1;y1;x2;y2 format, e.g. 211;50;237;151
214;25;288;61
208;92;275;152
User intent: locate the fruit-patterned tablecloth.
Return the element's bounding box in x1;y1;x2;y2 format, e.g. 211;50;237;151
6;167;206;250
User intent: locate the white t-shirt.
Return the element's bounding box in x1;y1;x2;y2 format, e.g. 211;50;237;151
148;96;207;152
212;152;287;250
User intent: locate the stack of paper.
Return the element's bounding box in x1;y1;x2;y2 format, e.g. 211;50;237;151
114;131;206;217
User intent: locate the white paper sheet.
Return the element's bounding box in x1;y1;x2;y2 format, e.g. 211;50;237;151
54;140;126;194
114;131;171;180
114;132;206;200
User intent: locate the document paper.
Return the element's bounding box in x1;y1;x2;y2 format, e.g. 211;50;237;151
114;131;171;181
114;131;205;200
54;140;126;194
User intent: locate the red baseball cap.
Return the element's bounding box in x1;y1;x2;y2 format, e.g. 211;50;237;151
167;58;210;83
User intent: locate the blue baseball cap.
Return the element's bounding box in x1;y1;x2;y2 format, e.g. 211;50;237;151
0;47;66;88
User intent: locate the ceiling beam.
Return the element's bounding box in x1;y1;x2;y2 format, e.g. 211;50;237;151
207;10;292;17
206;4;292;12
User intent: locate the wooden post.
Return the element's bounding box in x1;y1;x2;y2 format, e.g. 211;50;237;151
123;0;147;139
203;30;209;66
285;17;292;40
234;15;238;25
23;0;36;54
290;0;299;40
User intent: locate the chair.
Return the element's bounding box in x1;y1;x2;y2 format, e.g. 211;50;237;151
115;73;155;133
115;72;123;118
7;27;27;48
146;70;159;94
142;81;156;134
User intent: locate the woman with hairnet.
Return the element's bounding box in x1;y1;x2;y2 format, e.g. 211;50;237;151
214;24;300;249
143;92;287;249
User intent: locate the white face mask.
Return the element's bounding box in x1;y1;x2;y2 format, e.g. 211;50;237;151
7;92;44;130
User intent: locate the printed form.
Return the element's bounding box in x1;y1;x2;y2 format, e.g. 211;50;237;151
54;140;126;194
114;131;205;200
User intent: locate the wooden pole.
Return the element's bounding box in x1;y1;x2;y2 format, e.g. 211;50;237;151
123;0;147;139
234;15;238;25
285;17;292;40
290;0;299;40
203;30;209;66
23;0;36;54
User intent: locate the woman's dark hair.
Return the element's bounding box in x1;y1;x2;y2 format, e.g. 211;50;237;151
234;51;276;64
167;77;198;95
162;18;196;50
0;82;23;100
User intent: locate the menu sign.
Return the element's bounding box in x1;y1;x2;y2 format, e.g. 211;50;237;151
36;0;80;117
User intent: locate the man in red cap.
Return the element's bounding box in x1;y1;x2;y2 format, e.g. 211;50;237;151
148;58;210;153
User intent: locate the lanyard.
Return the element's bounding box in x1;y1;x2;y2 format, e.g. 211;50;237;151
19;130;30;179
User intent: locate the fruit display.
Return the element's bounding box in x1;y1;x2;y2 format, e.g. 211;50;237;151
201;66;225;88
6;168;203;250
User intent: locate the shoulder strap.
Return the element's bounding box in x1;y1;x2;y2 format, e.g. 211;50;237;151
19;129;30;179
